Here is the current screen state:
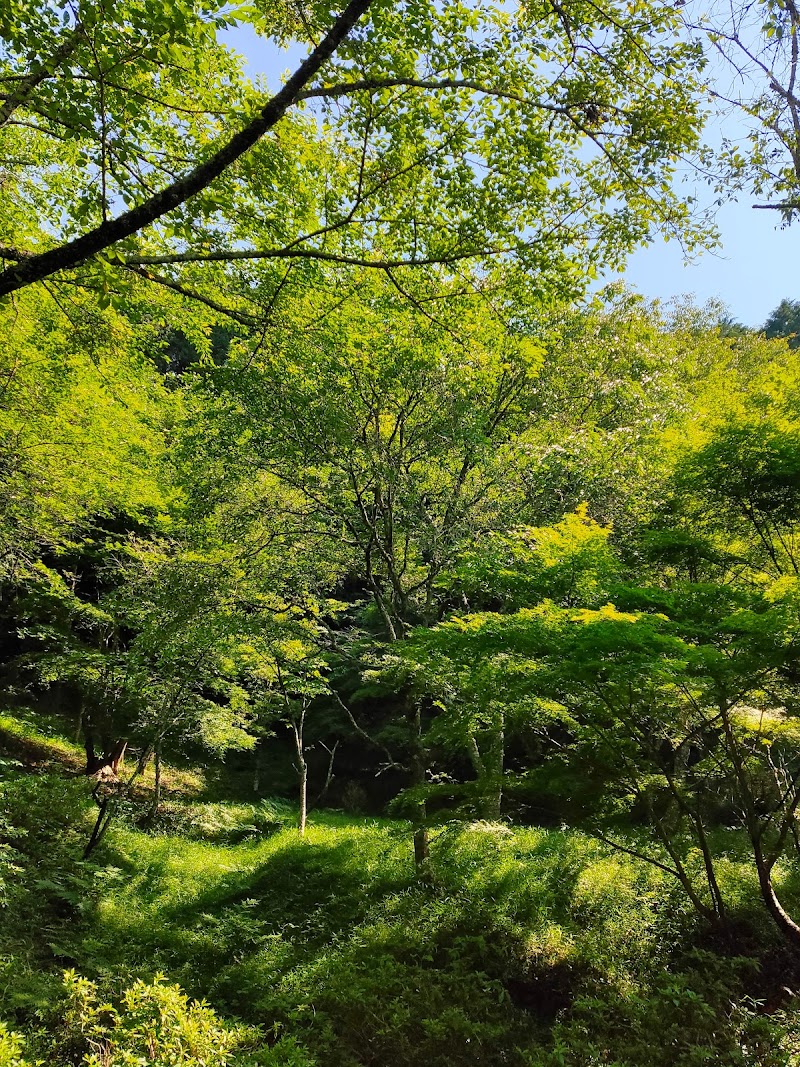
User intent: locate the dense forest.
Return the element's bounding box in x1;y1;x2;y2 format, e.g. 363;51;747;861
3;0;800;1064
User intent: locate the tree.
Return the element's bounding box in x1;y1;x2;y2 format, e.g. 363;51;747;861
380;512;615;821
695;0;800;220
249;639;333;836
0;288;171;583
765;298;800;347
558;586;800;948
405;577;800;947
0;0;707;311
182;273;548;641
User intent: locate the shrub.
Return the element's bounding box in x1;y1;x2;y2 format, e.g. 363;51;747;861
57;971;275;1066
0;1023;29;1067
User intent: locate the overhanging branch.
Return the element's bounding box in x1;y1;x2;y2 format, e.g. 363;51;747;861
123;246;505;268
0;0;374;297
0;25;84;129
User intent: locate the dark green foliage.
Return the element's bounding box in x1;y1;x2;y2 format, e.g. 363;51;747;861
764;299;800;348
0;771;96;1022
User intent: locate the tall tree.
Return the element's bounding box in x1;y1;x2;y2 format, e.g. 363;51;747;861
695;0;800;219
764;298;800;347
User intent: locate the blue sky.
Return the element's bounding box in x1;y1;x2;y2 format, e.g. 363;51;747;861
224;24;796;328
621;165;796;328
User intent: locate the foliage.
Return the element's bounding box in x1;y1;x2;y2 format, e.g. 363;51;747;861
3;773;799;1066
765;299;800;348
0;288;171;580
61;970;244;1066
4;1;800;1052
0;0;708;303
701;0;800;220
0;1023;29;1067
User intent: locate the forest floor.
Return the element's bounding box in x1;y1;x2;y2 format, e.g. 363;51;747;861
3;713;800;1065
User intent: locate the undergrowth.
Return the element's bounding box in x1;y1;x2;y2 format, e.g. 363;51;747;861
2;753;800;1064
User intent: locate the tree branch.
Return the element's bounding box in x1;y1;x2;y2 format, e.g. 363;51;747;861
123;246;504;268
0;0;374;297
0;25;84;129
298;76;574;115
124;265;259;326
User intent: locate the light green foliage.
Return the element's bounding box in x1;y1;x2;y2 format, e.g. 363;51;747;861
186;272;548;637
116;540;338;760
143;798;292;843
0;288;171;577
445;507;617;612
0;1024;29;1067
677;415;800;578
63;971;241;1066
0;0;708;307
0;0;245;241
1;1;800;1050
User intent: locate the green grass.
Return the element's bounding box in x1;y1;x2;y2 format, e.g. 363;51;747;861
3;758;800;1065
59;814;777;1066
0;710;85;771
0;706;206;796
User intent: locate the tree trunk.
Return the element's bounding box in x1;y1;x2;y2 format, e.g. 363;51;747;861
467;720;504;820
408;701;429;868
84;798;114;859
311;741;339;811
413;827;429;865
253;745;261;794
755;845;800;949
84;733;127;777
148;742;162;818
291;711;308;837
299;757;308;836
484;716;504;820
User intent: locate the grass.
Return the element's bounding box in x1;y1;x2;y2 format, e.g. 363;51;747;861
3;712;800;1064
0;706;205;796
59;815;746;1065
0;710;85;772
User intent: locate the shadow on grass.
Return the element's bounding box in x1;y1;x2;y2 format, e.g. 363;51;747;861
88;825;555;1067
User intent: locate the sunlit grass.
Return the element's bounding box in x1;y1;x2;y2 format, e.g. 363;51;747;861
5;768;800;1067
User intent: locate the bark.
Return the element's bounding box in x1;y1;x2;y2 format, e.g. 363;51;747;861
662;772;727;924
485;718;504;821
84;731;100;775
408;701;429;867
754;842;800;949
108;739;126;775
467;734;486;779
291;708;309;836
311;741;339;810
253;746;261;794
84;798;114;859
148;742;162;817
299;758;308;836
413;827;429;866
0;0;373;296
83;732;127;776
